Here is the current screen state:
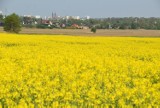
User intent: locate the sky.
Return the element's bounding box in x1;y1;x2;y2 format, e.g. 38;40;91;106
0;0;160;18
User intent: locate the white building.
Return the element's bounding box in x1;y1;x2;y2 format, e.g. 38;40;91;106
66;16;70;20
86;16;90;20
75;16;80;20
35;15;41;19
24;15;32;17
0;11;3;15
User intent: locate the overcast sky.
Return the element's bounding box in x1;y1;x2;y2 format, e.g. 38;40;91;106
0;0;160;18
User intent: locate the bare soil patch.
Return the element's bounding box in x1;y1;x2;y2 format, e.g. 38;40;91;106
0;27;160;37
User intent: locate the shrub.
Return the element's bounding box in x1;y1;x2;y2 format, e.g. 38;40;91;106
91;27;96;33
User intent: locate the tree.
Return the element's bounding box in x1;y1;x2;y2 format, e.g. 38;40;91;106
131;22;137;29
0;14;3;21
91;27;96;33
4;13;21;33
0;14;4;26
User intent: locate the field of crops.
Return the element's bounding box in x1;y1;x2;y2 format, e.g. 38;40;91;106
0;33;160;107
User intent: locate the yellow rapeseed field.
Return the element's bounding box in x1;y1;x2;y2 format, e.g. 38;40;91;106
0;33;160;107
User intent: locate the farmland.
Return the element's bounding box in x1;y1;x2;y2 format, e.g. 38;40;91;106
0;33;160;107
1;27;160;36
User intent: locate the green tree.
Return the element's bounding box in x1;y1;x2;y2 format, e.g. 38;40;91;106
131;22;137;29
0;14;4;26
4;13;21;33
0;14;3;21
91;27;96;33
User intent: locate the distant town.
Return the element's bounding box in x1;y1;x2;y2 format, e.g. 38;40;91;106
1;11;160;30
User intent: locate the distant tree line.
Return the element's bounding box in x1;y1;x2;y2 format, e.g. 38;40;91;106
89;17;160;30
1;13;160;30
20;17;160;30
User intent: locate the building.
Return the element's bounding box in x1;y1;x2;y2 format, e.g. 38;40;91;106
35;15;41;19
65;16;70;20
72;16;80;20
24;15;32;17
0;11;2;15
72;24;80;28
86;16;90;20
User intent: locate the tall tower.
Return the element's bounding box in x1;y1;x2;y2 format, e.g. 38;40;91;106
54;12;57;19
52;12;57;19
